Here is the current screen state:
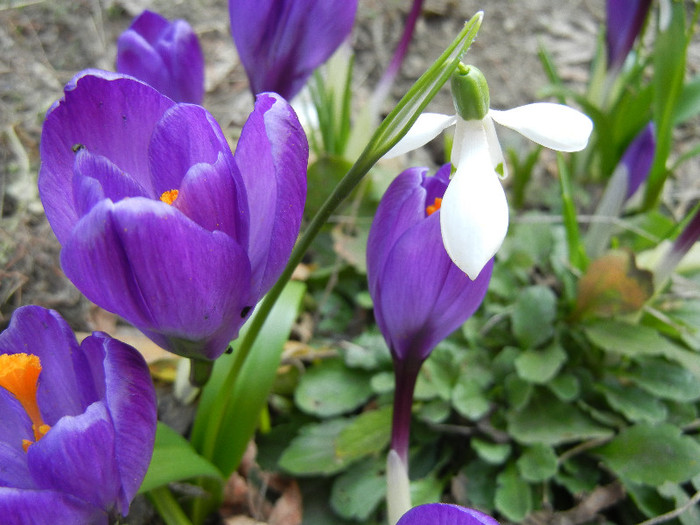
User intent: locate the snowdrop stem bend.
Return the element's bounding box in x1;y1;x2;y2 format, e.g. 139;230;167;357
198;12;484;462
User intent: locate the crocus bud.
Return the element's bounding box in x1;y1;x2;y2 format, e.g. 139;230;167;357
585;123;655;257
117;10;204;103
229;0;358;100
606;0;653;70
451;64;490;121
656;207;700;283
0;306;156;523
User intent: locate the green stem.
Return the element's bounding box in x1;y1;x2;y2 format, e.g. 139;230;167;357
197;12;484;463
557;153;587;271
148;486;193;525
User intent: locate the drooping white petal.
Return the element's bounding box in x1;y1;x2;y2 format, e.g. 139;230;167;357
441;122;509;279
384;113;457;159
489;103;593;152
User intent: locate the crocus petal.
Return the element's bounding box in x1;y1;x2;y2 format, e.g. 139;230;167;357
384;113;457;159
0;306;101;424
28;402;120;512
621;122;655;198
117;10;204;103
61;199;252;360
0;487;106;525
381;214;491;360
367;167;436;297
149;104;249;245
234;93;308;300
97;334;156;513
441;121;509;280
229;0;358;100
397;503;500;525
39;71;175;243
489;103;592;152
72;149;150;217
0;441;32;489
606;0;652;70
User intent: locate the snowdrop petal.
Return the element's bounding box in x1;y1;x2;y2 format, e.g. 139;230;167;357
385;113;457;159
489;103;592;152
483;115;508;178
441;124;508;279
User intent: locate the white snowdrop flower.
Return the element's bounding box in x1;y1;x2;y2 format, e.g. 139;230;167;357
386;64;593;279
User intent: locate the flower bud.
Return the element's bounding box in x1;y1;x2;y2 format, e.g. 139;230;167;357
451;64;490;121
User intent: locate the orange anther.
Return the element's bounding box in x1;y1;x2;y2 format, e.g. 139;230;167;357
426;197;443;216
160;189;179;205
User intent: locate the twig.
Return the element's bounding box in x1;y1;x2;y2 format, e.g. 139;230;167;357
636;489;700;525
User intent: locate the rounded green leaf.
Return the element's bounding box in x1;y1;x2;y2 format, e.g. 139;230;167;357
515;343;567;383
516;444;558;482
295;358;373;417
596;423;700;486
512;286;557;348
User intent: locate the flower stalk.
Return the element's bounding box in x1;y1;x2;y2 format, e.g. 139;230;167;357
196;11;484;462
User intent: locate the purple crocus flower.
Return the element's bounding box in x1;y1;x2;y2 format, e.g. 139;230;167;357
229;0;358;100
606;0;653;70
397;503;499;525
38;70;308;362
0;305;156;525
116;10;204;103
586;123;655;257
656;207;700;283
368;164;493;462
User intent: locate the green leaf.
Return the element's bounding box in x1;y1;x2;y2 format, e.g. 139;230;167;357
512;286;557;348
595;423;700;486
515;342;567;384
191;281;306;477
343;332;392;370
624;358;700;402
472;438;512;465
548;373;580;401
279;419;354;475
658;482;700;525
644;2;688;207
495;464;533;522
336;406;392;461
517;444;558;482
452;380;490;420
674;74;700;125
410;474;445;507
139;422;222;494
584;321;700;378
507;394;613;445
459;460;498;511
505;373;533;410
330;459;386;521
295;358;373;417
597;380;667;424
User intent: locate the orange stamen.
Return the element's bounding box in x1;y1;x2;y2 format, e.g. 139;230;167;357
160;189;179;205
0;353;50;449
426;197;443;216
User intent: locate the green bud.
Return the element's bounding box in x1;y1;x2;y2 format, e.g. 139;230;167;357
451;64;490;121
